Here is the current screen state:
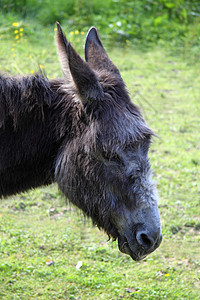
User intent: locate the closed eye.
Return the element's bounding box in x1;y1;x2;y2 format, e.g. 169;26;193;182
128;169;140;181
102;151;123;164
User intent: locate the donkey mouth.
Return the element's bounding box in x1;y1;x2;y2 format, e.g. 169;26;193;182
118;236;147;261
118;231;162;261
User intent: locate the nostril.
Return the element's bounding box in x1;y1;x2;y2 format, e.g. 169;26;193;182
137;232;154;249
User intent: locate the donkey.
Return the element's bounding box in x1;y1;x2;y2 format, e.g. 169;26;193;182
0;23;162;261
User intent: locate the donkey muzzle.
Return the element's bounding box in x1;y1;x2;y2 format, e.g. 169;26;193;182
118;225;162;261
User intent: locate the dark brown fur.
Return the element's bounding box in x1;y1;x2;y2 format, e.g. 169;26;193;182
0;24;162;260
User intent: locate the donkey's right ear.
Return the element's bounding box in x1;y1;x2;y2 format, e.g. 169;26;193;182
55;22;104;104
55;22;74;85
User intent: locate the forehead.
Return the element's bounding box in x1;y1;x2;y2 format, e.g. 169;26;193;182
98;105;153;148
95;73;153;142
82;71;153;150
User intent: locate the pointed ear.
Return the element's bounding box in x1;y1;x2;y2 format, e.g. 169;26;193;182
56;22;104;104
85;27;120;75
55;22;73;85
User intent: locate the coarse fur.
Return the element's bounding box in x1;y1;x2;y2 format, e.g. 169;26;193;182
0;24;162;260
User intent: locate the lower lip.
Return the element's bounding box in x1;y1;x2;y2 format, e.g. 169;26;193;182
119;240;147;261
132;254;147;261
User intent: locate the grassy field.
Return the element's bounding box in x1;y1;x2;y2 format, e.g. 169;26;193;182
0;21;200;299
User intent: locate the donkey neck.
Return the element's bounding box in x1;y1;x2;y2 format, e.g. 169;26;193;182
0;74;65;197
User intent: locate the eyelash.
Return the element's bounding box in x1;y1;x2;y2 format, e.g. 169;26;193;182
102;151;122;164
128;170;140;181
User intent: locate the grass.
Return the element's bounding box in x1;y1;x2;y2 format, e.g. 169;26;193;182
0;20;200;299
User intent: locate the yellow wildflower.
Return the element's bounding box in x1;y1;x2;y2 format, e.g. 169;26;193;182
40;64;45;69
12;22;19;27
20;33;23;37
11;48;15;51
81;31;84;35
13;53;16;57
20;28;23;32
75;30;79;35
30;70;34;74
54;28;57;32
14;30;18;34
15;35;19;40
70;31;74;35
165;274;170;277
29;55;32;59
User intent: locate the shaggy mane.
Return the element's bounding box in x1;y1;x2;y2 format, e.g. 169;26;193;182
0;73;55;129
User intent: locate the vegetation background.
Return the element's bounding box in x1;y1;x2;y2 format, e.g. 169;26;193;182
0;0;200;299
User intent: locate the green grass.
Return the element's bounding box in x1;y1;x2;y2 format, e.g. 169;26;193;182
0;20;200;299
1;0;200;46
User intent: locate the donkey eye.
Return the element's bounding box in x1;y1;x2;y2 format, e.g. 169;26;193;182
129;169;141;181
102;151;122;164
110;153;121;163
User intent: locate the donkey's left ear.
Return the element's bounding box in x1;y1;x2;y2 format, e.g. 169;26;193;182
56;22;104;104
85;27;120;75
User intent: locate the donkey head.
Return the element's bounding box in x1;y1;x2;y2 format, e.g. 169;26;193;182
55;23;162;261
